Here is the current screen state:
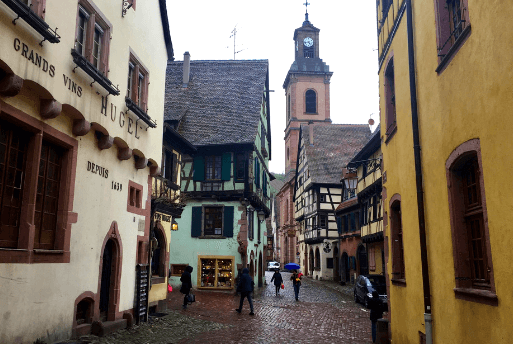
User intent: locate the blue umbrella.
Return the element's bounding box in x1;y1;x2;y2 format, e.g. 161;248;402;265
284;263;300;270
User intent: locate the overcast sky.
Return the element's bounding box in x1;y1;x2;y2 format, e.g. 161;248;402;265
167;0;380;174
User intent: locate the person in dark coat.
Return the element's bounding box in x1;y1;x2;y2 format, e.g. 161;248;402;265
235;267;255;315
180;266;193;310
291;270;302;301
369;290;384;343
270;269;283;296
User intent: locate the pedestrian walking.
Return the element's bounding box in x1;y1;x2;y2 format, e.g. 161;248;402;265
235;267;255;315
369;290;384;343
180;266;193;310
291;270;302;301
270;269;283;296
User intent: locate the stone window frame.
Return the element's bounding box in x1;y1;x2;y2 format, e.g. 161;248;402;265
127;49;150;112
434;0;471;73
0;100;78;264
389;194;406;286
127;180;145;215
445;138;497;306
74;0;112;76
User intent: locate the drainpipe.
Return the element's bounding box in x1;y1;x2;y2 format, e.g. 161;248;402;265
406;0;432;343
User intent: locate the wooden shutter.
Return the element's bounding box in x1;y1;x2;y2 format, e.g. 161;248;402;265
193;156;204;181
255;158;260;187
172;153;178;184
191;207;202;237
223;206;234;237
336;217;342;234
221;152;231;181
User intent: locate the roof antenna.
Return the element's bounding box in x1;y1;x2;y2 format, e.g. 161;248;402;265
304;1;310;22
229;25;247;60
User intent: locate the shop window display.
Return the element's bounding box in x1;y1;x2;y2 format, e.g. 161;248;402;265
200;258;233;289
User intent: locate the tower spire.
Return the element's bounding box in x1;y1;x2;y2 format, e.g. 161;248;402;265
303;1;310;22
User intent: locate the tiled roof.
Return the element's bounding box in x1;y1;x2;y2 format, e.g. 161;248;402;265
164;60;268;146
302;124;371;184
349;124;381;163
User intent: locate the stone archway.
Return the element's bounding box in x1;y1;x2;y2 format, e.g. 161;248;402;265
97;222;123;322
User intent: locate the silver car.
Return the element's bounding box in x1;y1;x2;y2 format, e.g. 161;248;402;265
267;261;280;271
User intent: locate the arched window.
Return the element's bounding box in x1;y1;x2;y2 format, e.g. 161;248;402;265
305;90;316;114
446;139;496;304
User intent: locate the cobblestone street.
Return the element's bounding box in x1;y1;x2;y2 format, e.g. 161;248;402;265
63;272;373;344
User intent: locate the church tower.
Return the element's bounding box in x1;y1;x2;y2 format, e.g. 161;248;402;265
283;9;333;176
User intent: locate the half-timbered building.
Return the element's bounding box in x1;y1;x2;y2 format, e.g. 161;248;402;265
163;56;272;291
345;126;383;280
294;123;370;280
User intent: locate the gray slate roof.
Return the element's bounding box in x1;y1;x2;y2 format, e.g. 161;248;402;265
302;124;371;184
164;60;268;146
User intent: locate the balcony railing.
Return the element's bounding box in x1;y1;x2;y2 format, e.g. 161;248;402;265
438;19;468;58
2;0;60;46
125;97;157;128
71;49;120;96
152;175;179;201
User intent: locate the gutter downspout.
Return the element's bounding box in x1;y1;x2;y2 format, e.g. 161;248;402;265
406;0;432;343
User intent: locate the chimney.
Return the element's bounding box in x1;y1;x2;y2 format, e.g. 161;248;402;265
182;51;190;87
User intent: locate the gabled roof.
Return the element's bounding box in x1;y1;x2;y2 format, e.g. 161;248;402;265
164;60;269;147
300;124;371;185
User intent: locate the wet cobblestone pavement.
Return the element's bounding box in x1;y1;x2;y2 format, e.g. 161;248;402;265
62;272;373;344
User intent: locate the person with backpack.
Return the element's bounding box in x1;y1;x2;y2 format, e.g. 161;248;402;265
291;270;302;301
369;290;384;343
180;266;193;310
235;268;255;315
270;269;283;296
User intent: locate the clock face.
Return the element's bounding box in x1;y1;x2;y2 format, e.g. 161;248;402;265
303;37;314;47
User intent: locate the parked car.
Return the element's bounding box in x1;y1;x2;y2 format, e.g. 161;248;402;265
354;274;388;310
267;261;280;271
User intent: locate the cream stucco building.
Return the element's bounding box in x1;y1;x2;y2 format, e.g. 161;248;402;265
0;0;172;342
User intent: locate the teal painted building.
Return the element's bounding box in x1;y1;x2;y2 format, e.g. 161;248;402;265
164;57;272;290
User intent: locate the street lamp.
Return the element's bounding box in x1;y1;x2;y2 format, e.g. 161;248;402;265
171;219;178;231
257;210;266;223
342;169;358;190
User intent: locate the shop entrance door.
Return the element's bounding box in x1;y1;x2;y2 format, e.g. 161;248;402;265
100;239;114;321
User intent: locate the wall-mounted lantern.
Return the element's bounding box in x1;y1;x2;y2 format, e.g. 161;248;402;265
257;210;266;223
171;219;178;231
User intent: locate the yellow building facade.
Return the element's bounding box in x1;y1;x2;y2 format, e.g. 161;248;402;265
378;0;513;343
0;0;171;342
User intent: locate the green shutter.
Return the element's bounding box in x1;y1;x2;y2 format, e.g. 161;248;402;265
191;207;202;237
255;159;260;187
193;156;204;181
221;153;231;181
254;157;257;187
223;206;234;238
